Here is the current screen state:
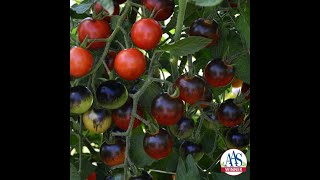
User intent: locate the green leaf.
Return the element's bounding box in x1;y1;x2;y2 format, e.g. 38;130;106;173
246;148;250;163
71;2;93;14
192;0;224;7
159;52;172;74
234;54;250;84
160;36;212;57
97;0;114;15
130;126;156;167
235;4;250;49
210;85;230;103
210;173;235;180
110;15;121;30
201;129;218;155
70;163;80;180
194;48;212;73
139;82;162;112
151;148;179;172
176;155;200;180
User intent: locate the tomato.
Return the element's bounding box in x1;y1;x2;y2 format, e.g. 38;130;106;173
204;58;235;87
114;48;146;80
226;126;249;149
70;47;93;77
143;128;173;159
131;18;162;50
151;93;184;126
241;83;250;100
129;171;153;180
231;78;243;88
82;108;112;133
169;117;194;139
87;172;96;180
96;80;128;109
70;86;93;114
199;86;213;108
116;0;127;4
217;99;244;127
175;75;205;105
100;140;126;167
78;17;111;49
142;0;174;21
179;141;204;162
112;97;143;130
189;18;219;47
95;1;120;22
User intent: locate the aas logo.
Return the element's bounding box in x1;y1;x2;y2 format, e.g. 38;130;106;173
220;149;247;176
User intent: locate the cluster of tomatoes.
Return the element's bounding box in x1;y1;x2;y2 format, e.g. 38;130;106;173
70;0;250;179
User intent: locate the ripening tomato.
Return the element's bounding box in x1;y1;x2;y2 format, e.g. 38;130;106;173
143;0;174;21
112;98;143;130
169;117;194;139
78;17;111;49
96;80;128;109
82;108;112;133
114;48;146;80
70;86;93;114
70;47;93;77
217;99;244;127
231;78;243;88
100;140;126;167
87;172;96;180
131;18;162;50
226;126;249;149
189;18;219;47
179;141;204;162
175;75;206;105
95;1;120;22
143;128;173;159
151;93;184;126
204;58;235;88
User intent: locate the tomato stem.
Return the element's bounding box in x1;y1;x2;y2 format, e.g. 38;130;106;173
187;54;194;77
78;116;83;178
119;26;130;48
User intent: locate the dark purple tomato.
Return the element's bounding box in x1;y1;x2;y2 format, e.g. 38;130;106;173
189;18;219;47
204;58;235;88
175;75;206;105
217;99;244;127
226;126;249;149
169;117;194;139
142;0;174;21
179;141;204;162
100;140;126;167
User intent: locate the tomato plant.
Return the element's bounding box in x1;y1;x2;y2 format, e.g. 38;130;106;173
70;0;250;179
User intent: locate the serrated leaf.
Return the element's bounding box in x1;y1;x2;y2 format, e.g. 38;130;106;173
130;126;155;167
192;0;224;7
97;0;114;15
71;2;93;14
235;4;250;49
234;54;250;84
70;163;80;180
160;36;212;57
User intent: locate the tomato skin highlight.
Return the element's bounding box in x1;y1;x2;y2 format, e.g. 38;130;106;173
151;93;184;126
217;99;245;127
78;17;111;49
100;140;126;167
131;18;163;50
70;86;93;114
70;47;93;77
175;75;206;105
112;98;143;130
189;18;219;47
96;80;128;109
180;141;204;162
143;128;173;160
204;58;235;88
226;126;249;149
95;1;120;22
143;0;175;21
114;48;146;81
169;117;194;139
82;108;112;133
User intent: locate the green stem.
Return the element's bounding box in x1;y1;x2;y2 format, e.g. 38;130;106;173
170;0;188;80
78;116;83;179
187;54;194;77
119;26;130;48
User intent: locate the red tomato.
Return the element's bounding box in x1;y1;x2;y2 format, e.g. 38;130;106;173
114;48;146;81
100;140;126;167
112;98;143;130
131;18;162;50
175;75;206;105
217;99;244;127
87;172;96;180
70;47;93;77
78;17;111;50
143;0;175;21
143;128;173;159
94;2;120;22
204;58;235;87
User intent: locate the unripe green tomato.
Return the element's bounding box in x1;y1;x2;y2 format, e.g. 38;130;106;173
70;86;93;114
82;108;112;133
